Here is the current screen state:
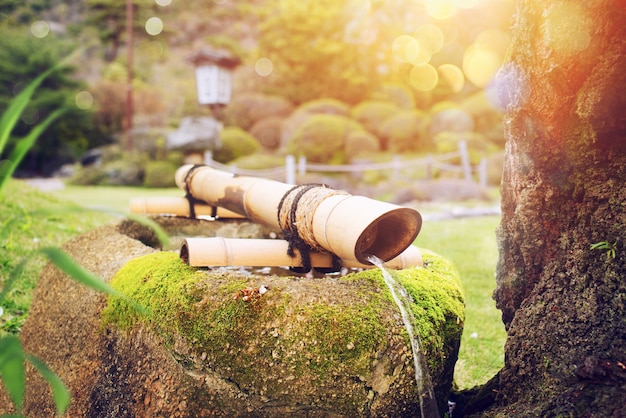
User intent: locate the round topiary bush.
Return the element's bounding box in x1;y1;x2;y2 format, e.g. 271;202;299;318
350;100;400;137
285;114;365;164
249;116;283;150
143;160;178;188
345;129;381;159
372;83;416;109
224;93;294;130
379;110;430;153
213;127;261;163
296;98;351;116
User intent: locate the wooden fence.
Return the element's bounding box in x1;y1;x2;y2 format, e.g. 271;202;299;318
203;141;488;187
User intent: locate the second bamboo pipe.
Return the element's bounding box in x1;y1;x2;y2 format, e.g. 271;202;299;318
180;237;423;269
175;165;422;264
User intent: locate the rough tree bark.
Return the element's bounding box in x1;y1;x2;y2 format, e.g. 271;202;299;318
484;1;626;416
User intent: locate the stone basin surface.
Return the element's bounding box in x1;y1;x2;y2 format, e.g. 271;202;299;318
0;217;464;417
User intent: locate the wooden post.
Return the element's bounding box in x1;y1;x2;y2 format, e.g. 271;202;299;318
458;140;472;182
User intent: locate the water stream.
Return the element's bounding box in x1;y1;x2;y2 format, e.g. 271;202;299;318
368;256;440;418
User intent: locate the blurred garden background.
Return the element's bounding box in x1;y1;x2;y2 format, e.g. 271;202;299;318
0;0;514;390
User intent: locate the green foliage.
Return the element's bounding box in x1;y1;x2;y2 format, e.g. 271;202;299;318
249;116;283;150
224;93;294;130
0;66;79;416
378;109;431;153
228;152;285;170
213;127;261;163
590;240;618;259
143;160;177;188
350;100;400;137
257;0;384;104
373;83;416;110
0;68;159;416
296;98;350;116
85;0;156;61
434;131;497;164
344;130;380;159
0;27;108;176
285;114;365;164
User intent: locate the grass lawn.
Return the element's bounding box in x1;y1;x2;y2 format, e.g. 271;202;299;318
1;181;505;391
416;215;505;390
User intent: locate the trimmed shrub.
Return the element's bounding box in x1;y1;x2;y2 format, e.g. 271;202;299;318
224;93;294;130
460;91;505;147
345;130;380;160
372;83;416;109
350;100;400;137
434;131;498;164
285;114;364;164
249;116;283;150
143;160;177;188
379;110;430;153
429;108;474;137
296;98;350;117
213;127;261;163
230;153;286;170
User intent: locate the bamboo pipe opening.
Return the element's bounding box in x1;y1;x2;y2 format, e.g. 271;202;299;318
354;207;422;264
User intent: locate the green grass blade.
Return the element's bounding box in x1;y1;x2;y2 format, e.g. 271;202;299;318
0;108;67;190
0;258;29;305
25;354;70;415
0;334;26;413
0;67;56;154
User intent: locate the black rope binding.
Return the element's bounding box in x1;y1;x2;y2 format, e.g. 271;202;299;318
183;164;206;219
277;184;342;274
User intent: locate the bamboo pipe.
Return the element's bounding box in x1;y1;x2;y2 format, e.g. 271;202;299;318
180;237;423;269
175;165;422;264
129;196;244;218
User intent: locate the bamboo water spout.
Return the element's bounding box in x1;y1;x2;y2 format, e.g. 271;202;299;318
175;165;422;264
129;196;244;218
180;237;423;269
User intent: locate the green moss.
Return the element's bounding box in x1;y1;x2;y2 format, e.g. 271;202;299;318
346;250;465;374
103;249;464;398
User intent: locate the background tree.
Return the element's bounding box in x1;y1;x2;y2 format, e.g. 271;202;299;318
85;0;155;62
472;1;626;415
257;0;387;105
0;28;109;176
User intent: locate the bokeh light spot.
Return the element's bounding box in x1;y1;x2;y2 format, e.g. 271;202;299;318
255;57;273;76
415;24;444;55
475;29;511;55
463;45;502;88
145;17;163;36
409;64;438;92
21;108;39;125
392;35;420;63
143;40;164;59
30;20;50;38
542;2;591;55
438;64;465;93
75;91;94;110
425;0;456;20
155;0;172;5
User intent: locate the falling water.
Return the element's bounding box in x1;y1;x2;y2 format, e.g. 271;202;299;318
368;256;440;418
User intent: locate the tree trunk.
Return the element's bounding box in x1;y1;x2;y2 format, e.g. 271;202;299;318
490;0;626;416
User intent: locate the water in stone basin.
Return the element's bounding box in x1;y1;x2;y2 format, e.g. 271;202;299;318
368;255;440;418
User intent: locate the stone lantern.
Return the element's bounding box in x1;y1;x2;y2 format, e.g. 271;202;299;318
167;48;241;164
188;48;241;112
